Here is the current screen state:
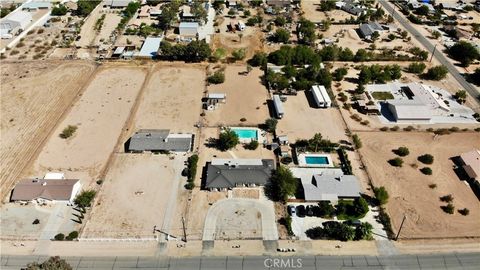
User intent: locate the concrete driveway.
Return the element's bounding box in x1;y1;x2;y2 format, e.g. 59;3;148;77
203;198;278;241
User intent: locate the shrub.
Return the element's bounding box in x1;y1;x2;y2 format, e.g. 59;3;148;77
434;128;451;135
352;134;362;149
418;154;434;164
374;186;389;205
207;71;225;84
441;203;455;214
394;147;410;157
380;127;389;131
244;140;259;150
231;48;246;61
32;219;40;225
428;183;437;189
388;157;403;167
54;233;65;241
407;62;426;74
240;117;247;122
74;190;96;208
403;125;415;131
458;208;470;216
184;182;195;190
186;154;198;185
420;167;432;175
440;194;453;203
66;231;79;240
59;125;78;139
378;208;394;239
265;118;277;133
424;66;448;80
390;126;400;131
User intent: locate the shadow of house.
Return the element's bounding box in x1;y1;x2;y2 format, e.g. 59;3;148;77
266;99;276;118
379;102;397;122
304;89;318;108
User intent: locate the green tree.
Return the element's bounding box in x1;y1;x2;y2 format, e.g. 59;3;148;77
333;68;348;81
424;66;448;80
76;0;101;16
51;5;68;16
407;62;426;74
192;1;208;23
207;71;225;84
74;190;96;208
218;128;239;151
297;18;316;45
371;31;380;42
186;40;212;62
420;167;433;175
351;197;369;217
231;48;246;61
319;0;336;11
394;147;410;157
26;256;72;270
432;30;441;39
418;154;434;164
274;16;286;26
470;68;480;86
268;166;297;202
416;5;430;16
265;118;278;133
273;28;290;43
54;233;65;241
355;222;373;240
388;157;403;167
448;41;480;67
454;90;467;103
244;140;259;150
374;186;389;205
248;52;267;67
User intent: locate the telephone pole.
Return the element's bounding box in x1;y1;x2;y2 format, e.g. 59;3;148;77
395;215;407;241
182;216;187;243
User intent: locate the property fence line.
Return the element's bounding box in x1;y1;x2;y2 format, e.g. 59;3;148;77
78;236;158;242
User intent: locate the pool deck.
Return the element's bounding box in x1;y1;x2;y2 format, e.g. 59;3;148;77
229;127;266;143
297;153;334;168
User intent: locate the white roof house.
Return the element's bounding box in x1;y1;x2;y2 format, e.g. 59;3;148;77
0;11;32;33
22;1;52;11
310;85;331;108
460;149;480;181
137;36;163;58
105;0;133;8
179;22;199;37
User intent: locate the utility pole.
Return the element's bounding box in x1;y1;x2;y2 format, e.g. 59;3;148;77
430;44;438;63
182;216;187;243
395;215;407;241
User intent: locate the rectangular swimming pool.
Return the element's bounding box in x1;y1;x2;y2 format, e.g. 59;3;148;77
305;156;330;165
232;128;258;139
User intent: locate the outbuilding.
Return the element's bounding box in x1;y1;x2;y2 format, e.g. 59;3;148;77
137;36;162;58
0;11;32;35
22;1;51;11
179;22;199;37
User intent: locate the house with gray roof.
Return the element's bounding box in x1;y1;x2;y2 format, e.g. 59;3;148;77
358;22;384;40
127;129;193;153
303;174;361;202
204;159;275;191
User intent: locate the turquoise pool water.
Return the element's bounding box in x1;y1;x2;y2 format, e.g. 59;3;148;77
305;156;329;165
232;129;258;139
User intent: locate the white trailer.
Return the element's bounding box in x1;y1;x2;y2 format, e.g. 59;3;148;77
310;85;331;108
273;94;284;118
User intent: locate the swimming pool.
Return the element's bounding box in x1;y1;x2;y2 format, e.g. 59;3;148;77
297;153;333;168
305;156;329;165
232;128;258;139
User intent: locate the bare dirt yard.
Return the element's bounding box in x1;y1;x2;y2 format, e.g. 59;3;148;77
93;12;122;46
82;153;185;238
358;132;480;239
0;61;96;200
25;66;147;188
76;5;103;48
276;93;349;142
130;64;206;135
205;66;270;127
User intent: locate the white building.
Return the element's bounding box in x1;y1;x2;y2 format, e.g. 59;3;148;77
310;85;332;108
0;11;32;37
179;22;199;37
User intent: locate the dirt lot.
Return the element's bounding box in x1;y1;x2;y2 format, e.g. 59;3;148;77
276;92;349;142
0;61;96;201
130;65;205;135
25;66;147;187
82;153;185;238
358;132;480;239
94;12;122;46
205;65;270;126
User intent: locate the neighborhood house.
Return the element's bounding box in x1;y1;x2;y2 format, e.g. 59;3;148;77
11;179;81;204
127;129;193;153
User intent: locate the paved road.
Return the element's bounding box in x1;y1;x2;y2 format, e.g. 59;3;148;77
2;253;479;269
379;1;480;106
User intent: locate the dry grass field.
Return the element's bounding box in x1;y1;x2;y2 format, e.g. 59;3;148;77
206;66;270;127
82;153;185;238
26;67;147;187
0;61;96;200
358;132;480;239
276;93;349;142
130;65;205;134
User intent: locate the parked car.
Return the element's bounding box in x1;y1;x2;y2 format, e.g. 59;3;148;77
296;205;306;218
287;205;296;216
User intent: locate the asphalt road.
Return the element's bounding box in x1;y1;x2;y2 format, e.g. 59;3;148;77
379;1;480;106
2;253;479;269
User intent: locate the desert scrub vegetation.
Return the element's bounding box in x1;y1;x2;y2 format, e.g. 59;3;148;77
418;154;434;164
393;146;409;157
388;157;403;167
59;125;77;139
